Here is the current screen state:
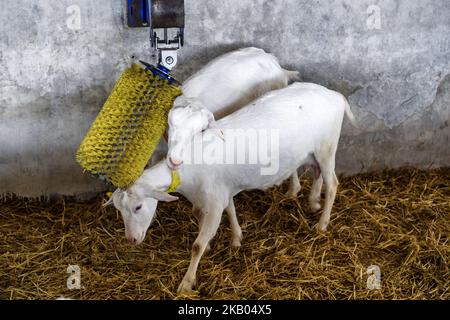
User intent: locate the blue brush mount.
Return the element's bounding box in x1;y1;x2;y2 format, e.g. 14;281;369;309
139;60;181;85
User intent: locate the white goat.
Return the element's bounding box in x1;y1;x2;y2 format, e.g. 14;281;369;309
165;47;301;197
109;82;355;294
151;47;300;196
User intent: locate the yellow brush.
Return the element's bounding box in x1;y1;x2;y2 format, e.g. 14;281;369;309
76;63;181;189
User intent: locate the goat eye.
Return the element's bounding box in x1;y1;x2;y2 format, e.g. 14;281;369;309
135;205;142;212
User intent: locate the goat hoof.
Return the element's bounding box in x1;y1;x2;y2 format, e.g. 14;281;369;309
317;223;328;233
231;238;241;248
310;202;321;212
231;231;243;248
285;191;299;199
177;280;195;295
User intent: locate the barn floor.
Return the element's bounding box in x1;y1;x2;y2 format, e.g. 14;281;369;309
0;168;449;300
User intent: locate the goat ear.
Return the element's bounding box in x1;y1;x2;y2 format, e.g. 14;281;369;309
204;109;216;127
103;189;121;207
150;190;179;202
103;197;114;207
173;95;188;108
206;115;225;141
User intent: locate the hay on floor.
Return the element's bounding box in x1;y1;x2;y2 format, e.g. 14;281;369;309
0;167;449;299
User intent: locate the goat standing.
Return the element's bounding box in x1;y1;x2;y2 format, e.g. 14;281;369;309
109;83;355;294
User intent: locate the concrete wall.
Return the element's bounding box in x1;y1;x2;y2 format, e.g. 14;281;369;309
0;0;449;197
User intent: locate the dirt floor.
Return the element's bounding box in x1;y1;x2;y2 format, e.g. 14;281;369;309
0;168;449;300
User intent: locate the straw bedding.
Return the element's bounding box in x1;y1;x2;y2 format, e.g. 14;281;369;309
0;167;448;300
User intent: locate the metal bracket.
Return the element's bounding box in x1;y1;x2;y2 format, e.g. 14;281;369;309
128;0;185;73
150;27;183;70
149;0;184;70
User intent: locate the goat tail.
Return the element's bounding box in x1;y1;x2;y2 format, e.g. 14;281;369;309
343;96;357;126
284;69;301;83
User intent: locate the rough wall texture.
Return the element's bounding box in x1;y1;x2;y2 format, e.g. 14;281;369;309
0;0;449;197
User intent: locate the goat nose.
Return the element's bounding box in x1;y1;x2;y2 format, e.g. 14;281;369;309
128;237;137;245
169;157;183;167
